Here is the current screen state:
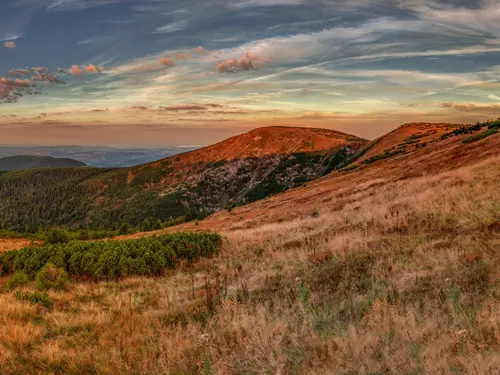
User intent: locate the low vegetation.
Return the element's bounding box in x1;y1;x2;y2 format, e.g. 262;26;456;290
0;232;222;280
363;149;404;164
463;127;499;144
2;148;500;373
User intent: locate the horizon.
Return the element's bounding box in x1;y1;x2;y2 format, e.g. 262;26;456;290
1;0;499;146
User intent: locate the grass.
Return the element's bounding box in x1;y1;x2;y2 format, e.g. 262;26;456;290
1;153;500;373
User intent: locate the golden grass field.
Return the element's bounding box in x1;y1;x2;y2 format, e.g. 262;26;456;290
2;130;500;374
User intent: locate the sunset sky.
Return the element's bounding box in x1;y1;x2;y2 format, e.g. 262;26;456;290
1;0;500;146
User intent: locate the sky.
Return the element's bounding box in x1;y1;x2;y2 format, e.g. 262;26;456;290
1;0;500;146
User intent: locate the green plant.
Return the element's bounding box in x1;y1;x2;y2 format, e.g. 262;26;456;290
0;232;223;281
463;128;499;144
43;227;70;244
312;209;320;218
6;271;29;290
14;290;52;308
118;222;132;235
363;150;404;164
35;263;68;291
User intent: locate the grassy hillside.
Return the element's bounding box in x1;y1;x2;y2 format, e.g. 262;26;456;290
0;127;366;232
0;155;86;171
1;122;500;374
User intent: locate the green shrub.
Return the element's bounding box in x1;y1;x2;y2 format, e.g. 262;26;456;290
118;222;132;235
43;227;70;244
463;128;499;144
6;271;29;290
14;290;52;308
36;263;68;291
363;150;404;164
0;232;222;281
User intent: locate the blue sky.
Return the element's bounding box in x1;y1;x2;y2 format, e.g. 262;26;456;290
1;0;500;146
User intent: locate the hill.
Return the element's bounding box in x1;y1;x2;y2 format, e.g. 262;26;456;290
124;120;500;234
1;119;500;374
0;145;196;168
0;155;86;171
0;126;367;231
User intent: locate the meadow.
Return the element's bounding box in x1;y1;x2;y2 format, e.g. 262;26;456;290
1;148;500;374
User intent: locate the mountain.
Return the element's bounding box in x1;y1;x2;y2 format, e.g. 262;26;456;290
0;126;367;231
158;120;500;233
0;145;197;168
0;155;86;171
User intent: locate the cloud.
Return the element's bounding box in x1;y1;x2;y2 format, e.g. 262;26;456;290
8;69;30;77
161;105;208;111
46;0;120;11
85;64;98;73
216;52;264;73
71;65;83;76
155;20;188;33
440;101;500;112
0;77;40;104
194;46;207;54
488;93;500;101
1;77;32;88
176;53;189;60
159;57;176;67
33;67;49;75
0;84;12;99
4;41;16;48
229;0;305;8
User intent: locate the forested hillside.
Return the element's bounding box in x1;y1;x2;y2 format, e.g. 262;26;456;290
0;155;86;170
0;127;366;232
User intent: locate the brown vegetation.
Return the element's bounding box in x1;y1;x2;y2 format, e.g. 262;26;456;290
2;125;500;374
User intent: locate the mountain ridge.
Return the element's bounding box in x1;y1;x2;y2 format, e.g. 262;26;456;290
0;125;367;231
0;155;86;171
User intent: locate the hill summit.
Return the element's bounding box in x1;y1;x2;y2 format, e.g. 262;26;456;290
175;126;366;163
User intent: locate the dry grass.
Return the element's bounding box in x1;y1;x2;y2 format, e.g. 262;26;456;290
0;238;33;254
2;153;500;373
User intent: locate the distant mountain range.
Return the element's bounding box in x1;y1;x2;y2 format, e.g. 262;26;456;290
0;145;198;168
0;155;86;171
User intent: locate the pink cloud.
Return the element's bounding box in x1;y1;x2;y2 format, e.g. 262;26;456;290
216;52;264;73
0;83;12;98
176;53;189;60
160;57;176;67
85;64;98;73
8;69;30;77
71;65;83;76
4;41;16;49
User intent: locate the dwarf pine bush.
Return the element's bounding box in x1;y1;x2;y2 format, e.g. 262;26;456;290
0;232;222;280
6;271;29;290
36;263;68;291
